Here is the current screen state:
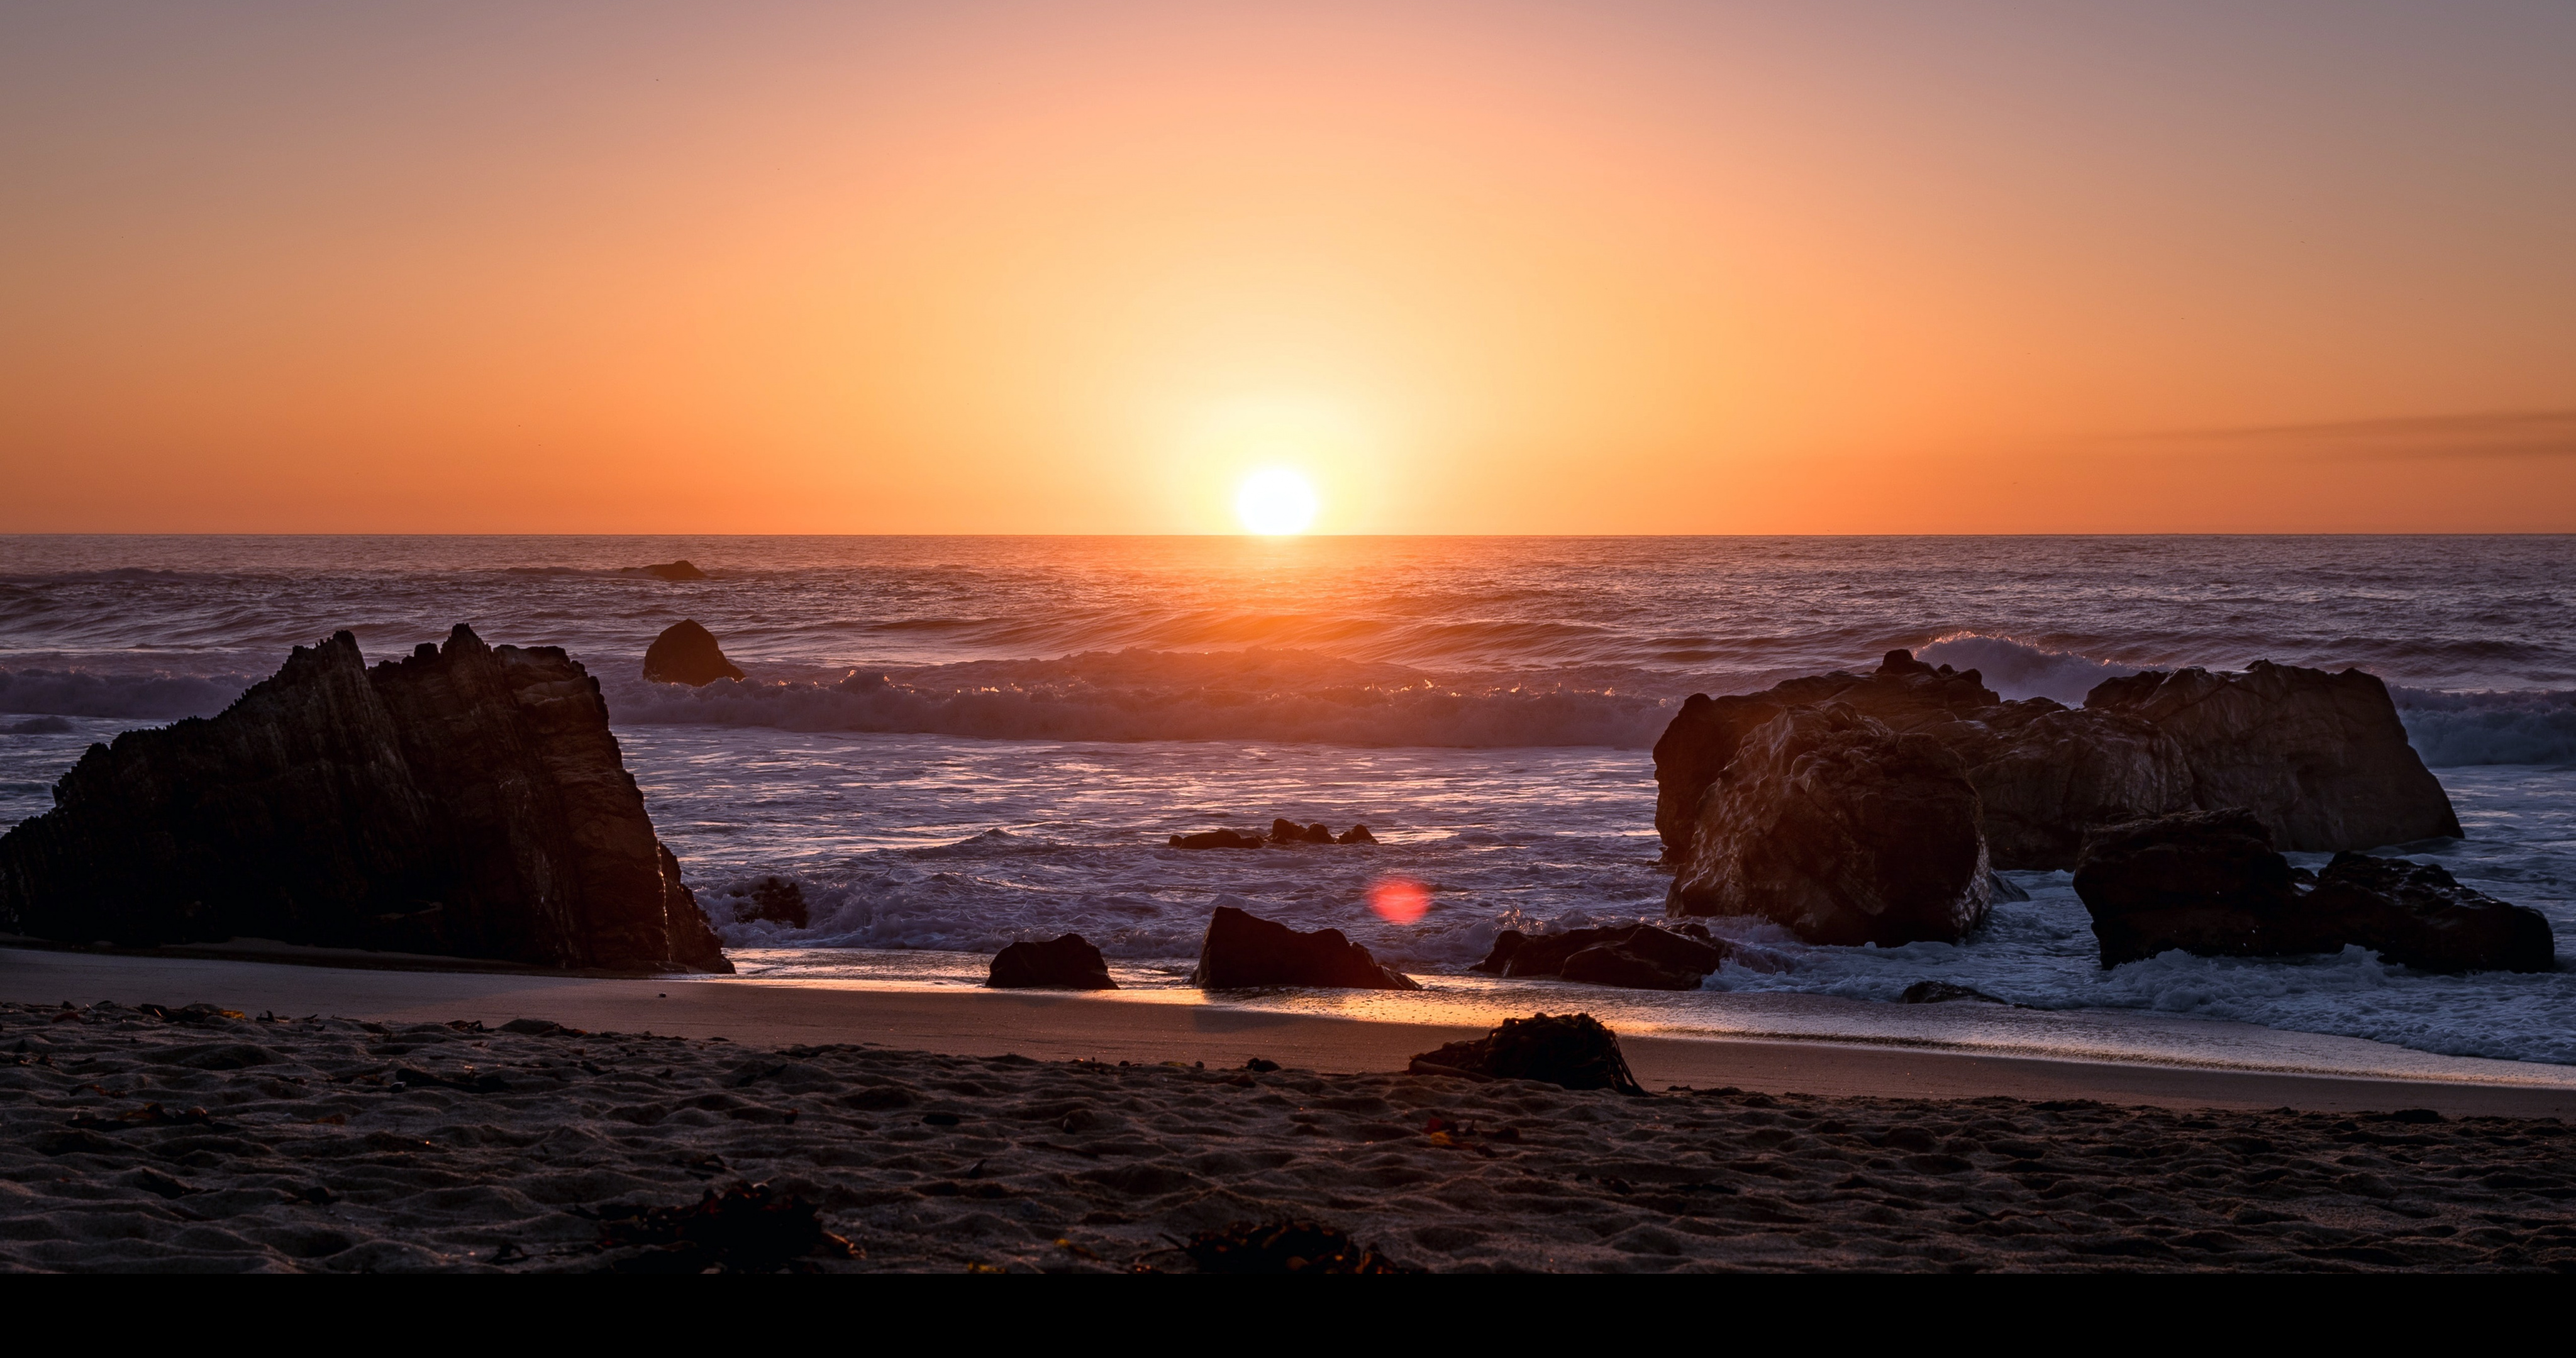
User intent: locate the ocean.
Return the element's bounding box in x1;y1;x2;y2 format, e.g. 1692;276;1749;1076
3;534;2572;1068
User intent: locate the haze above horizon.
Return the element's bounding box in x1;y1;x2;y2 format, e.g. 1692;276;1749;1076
4;1;2572;534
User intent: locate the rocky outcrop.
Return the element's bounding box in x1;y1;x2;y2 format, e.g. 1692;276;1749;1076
2084;662;2460;852
731;876;808;928
1654;651;2455;871
1189;906;1420;990
629;560;708;581
2070;809;2551;973
1474;923;1726;991
1169;823;1377;849
988;934;1117;989
1667;705;1993;946
0;627;730;973
1408;1013;1645;1094
641;621;745;686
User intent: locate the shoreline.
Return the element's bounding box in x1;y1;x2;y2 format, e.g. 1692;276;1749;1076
6;947;2572;1119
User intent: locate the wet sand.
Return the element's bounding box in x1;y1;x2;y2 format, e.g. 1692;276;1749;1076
5;996;2573;1272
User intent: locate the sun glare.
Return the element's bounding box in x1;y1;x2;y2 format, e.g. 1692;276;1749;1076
1235;468;1319;535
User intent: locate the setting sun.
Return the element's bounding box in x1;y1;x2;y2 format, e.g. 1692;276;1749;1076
1235;468;1319;535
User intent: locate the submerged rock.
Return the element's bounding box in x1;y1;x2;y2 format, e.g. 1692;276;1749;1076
2070;810;2551;973
1475;923;1726;991
1667;705;1993;946
641;620;745;686
733;876;808;929
0;627;730;973
988;933;1118;989
1189;905;1419;990
1170;828;1264;850
1898;981;2012;1005
1336;824;1377;845
629;560;709;581
1653;650;2455;872
1408;1013;1646;1095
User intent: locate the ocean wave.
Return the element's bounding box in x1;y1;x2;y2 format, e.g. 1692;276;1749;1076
1914;634;2144;704
603;648;1674;748
2392;687;2576;766
0;669;252;719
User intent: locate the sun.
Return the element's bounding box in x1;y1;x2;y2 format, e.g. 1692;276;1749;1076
1235;467;1319;535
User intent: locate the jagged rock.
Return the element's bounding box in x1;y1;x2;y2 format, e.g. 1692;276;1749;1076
2070;810;2319;965
630;560;708;581
2304;853;2554;974
0;627;730;973
1474;924;1726;990
1189;905;1419;990
2084;662;2460;851
1336;824;1377;845
2071;810;2550;973
1170;828;1263;850
733;876;808;928
1655;650;2455;871
1407;1013;1645;1095
988;933;1118;989
1268;818;1336;844
1667;705;1992;946
641;620;745;686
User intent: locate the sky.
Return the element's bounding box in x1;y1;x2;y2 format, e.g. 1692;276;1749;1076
3;1;2573;533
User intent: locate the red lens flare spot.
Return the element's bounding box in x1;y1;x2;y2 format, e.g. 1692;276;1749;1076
1368;876;1430;925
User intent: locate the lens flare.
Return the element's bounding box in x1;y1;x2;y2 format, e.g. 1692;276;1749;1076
1367;875;1430;925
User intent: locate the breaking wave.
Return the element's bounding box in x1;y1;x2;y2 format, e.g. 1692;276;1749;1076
0;669;252;720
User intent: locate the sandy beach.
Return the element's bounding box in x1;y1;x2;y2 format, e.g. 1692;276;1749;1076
4;949;2573;1271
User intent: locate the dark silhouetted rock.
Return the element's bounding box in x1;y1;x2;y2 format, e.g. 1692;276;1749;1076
2071;809;2319;966
2084;661;2460;852
735;876;808;928
1189;905;1419;990
1474;923;1726;990
1654;650;2455;872
1336;824;1377;845
988;933;1117;989
1408;1013;1645;1095
2072;810;2547;973
641;620;745;686
0;627;730;973
1899;980;2010;1005
1668;705;1992;946
1170;828;1263;849
1265;818;1336;844
630;560;709;582
2304;853;2555;974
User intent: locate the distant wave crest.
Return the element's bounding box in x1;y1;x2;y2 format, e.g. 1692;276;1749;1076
0;669;251;720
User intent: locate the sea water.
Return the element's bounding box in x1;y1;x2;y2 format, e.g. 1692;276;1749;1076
3;535;2571;1066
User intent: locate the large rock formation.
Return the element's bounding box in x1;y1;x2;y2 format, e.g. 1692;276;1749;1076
2070;809;2552;973
0;627;730;973
1654;651;2456;871
641;620;745;686
1189;905;1420;990
1667;705;1994;946
988;934;1117;989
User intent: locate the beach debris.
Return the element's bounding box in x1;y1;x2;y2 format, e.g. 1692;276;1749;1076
625;560;708;582
987;933;1117;990
1899;980;2011;1005
0;626;731;974
587;1182;855;1272
1407;1012;1647;1096
136;1003;247;1025
1655;649;2458;875
642;618;746;685
1475;923;1724;990
1175;1220;1420;1274
499;1017;586;1036
2074;810;2554;973
1668;703;1994;946
1188;905;1421;990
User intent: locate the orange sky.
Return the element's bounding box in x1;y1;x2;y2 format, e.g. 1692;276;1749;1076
4;1;2573;533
